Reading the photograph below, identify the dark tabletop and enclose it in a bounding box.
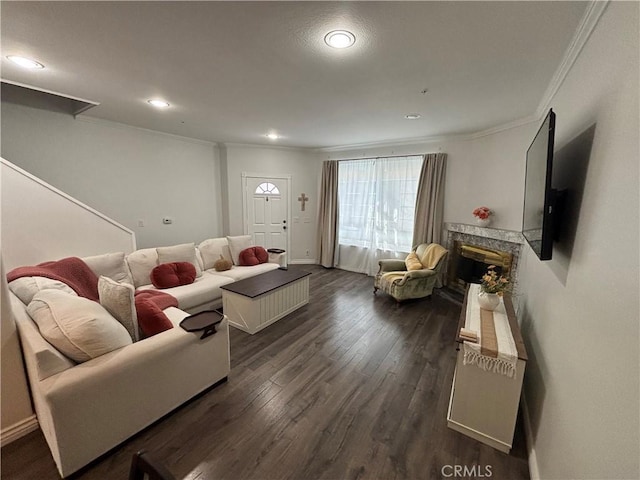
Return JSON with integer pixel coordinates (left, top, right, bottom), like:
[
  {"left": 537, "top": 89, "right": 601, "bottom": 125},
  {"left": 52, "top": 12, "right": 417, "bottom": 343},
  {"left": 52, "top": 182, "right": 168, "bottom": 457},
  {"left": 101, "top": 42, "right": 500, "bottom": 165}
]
[{"left": 220, "top": 268, "right": 311, "bottom": 298}]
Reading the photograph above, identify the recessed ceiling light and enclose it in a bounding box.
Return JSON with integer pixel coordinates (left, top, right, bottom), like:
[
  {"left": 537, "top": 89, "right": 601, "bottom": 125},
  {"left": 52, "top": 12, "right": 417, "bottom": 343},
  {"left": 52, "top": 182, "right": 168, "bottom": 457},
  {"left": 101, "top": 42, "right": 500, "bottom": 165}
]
[
  {"left": 148, "top": 99, "right": 170, "bottom": 108},
  {"left": 324, "top": 30, "right": 356, "bottom": 49},
  {"left": 7, "top": 55, "right": 44, "bottom": 69},
  {"left": 405, "top": 113, "right": 422, "bottom": 120},
  {"left": 266, "top": 133, "right": 279, "bottom": 140}
]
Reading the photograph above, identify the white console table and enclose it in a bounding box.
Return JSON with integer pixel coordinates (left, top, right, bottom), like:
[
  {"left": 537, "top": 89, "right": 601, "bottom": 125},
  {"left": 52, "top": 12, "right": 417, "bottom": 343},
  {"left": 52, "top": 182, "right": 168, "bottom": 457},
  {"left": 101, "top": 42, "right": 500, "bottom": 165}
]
[{"left": 447, "top": 286, "right": 527, "bottom": 453}]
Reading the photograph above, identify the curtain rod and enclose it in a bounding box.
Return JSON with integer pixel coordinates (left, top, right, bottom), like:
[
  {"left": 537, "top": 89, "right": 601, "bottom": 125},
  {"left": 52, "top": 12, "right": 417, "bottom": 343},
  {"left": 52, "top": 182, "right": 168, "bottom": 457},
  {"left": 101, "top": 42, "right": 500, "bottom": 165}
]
[{"left": 336, "top": 153, "right": 427, "bottom": 162}]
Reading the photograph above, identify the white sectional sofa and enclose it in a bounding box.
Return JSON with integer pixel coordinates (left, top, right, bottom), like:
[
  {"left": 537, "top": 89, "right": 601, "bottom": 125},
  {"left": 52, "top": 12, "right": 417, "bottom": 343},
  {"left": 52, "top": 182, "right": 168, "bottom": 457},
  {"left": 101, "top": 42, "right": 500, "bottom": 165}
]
[{"left": 8, "top": 236, "right": 284, "bottom": 478}]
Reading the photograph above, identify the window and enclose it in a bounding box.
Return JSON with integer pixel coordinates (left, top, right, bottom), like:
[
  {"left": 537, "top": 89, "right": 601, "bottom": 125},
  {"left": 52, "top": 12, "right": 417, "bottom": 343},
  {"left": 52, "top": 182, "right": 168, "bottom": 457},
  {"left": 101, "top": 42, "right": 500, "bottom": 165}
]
[
  {"left": 338, "top": 156, "right": 423, "bottom": 254},
  {"left": 255, "top": 182, "right": 280, "bottom": 195}
]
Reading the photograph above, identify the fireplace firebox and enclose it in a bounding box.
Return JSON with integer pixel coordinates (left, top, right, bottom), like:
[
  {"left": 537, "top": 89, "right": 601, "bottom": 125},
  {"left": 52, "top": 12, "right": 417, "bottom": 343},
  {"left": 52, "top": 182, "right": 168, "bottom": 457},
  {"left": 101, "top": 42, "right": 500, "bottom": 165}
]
[{"left": 445, "top": 223, "right": 524, "bottom": 296}]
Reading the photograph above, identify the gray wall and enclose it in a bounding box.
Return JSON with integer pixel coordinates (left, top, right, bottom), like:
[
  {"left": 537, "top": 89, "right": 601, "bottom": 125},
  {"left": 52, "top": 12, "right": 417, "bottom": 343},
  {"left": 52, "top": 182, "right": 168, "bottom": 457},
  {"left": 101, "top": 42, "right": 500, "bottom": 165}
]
[
  {"left": 221, "top": 144, "right": 322, "bottom": 263},
  {"left": 1, "top": 101, "right": 223, "bottom": 249},
  {"left": 517, "top": 3, "right": 639, "bottom": 478}
]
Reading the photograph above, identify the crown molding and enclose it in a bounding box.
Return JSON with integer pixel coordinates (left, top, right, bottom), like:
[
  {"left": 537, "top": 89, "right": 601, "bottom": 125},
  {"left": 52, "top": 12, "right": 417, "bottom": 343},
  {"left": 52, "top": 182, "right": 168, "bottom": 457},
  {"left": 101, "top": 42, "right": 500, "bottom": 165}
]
[
  {"left": 317, "top": 114, "right": 540, "bottom": 153},
  {"left": 468, "top": 115, "right": 540, "bottom": 140},
  {"left": 316, "top": 134, "right": 464, "bottom": 153},
  {"left": 221, "top": 142, "right": 315, "bottom": 153},
  {"left": 536, "top": 0, "right": 609, "bottom": 116}
]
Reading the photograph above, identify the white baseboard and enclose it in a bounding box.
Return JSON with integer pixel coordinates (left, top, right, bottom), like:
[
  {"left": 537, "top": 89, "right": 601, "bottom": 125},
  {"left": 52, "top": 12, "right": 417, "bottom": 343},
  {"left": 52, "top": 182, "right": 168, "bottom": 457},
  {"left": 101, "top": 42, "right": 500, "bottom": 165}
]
[
  {"left": 521, "top": 396, "right": 540, "bottom": 480},
  {"left": 0, "top": 415, "right": 39, "bottom": 447},
  {"left": 288, "top": 259, "right": 317, "bottom": 265}
]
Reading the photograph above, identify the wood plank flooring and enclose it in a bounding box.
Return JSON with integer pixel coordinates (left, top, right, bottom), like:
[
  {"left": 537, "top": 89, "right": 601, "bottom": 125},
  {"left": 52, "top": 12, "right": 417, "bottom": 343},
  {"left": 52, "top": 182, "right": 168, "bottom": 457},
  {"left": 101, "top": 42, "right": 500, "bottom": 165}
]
[{"left": 1, "top": 266, "right": 530, "bottom": 480}]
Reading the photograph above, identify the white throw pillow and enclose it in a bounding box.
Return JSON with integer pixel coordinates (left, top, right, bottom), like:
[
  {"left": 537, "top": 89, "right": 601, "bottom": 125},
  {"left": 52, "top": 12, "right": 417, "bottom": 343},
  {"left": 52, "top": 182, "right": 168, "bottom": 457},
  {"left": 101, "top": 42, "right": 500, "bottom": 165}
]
[
  {"left": 227, "top": 235, "right": 253, "bottom": 265},
  {"left": 27, "top": 290, "right": 132, "bottom": 363},
  {"left": 198, "top": 238, "right": 233, "bottom": 270},
  {"left": 126, "top": 248, "right": 159, "bottom": 287},
  {"left": 156, "top": 243, "right": 203, "bottom": 277},
  {"left": 98, "top": 276, "right": 138, "bottom": 342},
  {"left": 8, "top": 277, "right": 77, "bottom": 305},
  {"left": 83, "top": 252, "right": 133, "bottom": 285}
]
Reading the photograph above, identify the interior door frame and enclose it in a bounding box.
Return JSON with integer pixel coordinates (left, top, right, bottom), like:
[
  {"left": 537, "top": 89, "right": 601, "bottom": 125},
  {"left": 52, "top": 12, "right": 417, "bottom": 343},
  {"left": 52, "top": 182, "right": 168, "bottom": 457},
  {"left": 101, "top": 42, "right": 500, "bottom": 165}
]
[{"left": 241, "top": 172, "right": 291, "bottom": 253}]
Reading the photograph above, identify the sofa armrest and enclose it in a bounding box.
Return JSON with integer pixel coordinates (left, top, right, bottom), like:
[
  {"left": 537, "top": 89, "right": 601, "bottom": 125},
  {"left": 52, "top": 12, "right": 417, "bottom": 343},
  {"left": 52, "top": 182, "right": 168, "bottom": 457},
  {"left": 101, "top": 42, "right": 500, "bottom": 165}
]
[
  {"left": 268, "top": 251, "right": 286, "bottom": 268},
  {"left": 37, "top": 314, "right": 230, "bottom": 476},
  {"left": 10, "top": 293, "right": 75, "bottom": 381},
  {"left": 378, "top": 259, "right": 407, "bottom": 273}
]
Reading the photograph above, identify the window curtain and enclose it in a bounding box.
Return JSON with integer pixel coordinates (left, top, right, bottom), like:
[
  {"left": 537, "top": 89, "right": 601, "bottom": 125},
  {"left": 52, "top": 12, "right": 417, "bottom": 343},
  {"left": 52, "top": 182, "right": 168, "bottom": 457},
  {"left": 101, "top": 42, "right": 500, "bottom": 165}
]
[
  {"left": 337, "top": 155, "right": 423, "bottom": 275},
  {"left": 412, "top": 153, "right": 447, "bottom": 247},
  {"left": 316, "top": 160, "right": 339, "bottom": 268}
]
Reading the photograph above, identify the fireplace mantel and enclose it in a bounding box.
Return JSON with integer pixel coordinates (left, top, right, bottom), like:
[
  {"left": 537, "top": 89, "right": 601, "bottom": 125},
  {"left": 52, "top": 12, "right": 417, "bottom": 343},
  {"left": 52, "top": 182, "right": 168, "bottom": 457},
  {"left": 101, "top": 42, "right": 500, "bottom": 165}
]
[{"left": 445, "top": 223, "right": 524, "bottom": 245}]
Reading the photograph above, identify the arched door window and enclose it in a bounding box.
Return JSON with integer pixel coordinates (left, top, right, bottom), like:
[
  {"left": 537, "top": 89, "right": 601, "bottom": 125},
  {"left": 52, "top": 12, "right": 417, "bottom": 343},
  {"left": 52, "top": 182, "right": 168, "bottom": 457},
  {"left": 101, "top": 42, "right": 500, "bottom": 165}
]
[{"left": 255, "top": 182, "right": 280, "bottom": 195}]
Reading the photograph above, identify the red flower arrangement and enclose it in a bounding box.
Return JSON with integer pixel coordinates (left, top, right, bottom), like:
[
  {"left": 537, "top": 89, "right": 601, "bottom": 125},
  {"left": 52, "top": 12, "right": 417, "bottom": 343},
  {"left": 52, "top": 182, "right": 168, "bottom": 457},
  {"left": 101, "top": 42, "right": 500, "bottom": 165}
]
[{"left": 472, "top": 206, "right": 492, "bottom": 220}]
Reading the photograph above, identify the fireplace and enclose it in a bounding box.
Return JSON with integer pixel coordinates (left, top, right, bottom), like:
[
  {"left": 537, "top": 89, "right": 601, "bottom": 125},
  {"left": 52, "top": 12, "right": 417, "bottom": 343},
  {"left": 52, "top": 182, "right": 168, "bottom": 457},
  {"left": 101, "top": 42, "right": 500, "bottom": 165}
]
[
  {"left": 448, "top": 242, "right": 513, "bottom": 293},
  {"left": 445, "top": 223, "right": 524, "bottom": 295}
]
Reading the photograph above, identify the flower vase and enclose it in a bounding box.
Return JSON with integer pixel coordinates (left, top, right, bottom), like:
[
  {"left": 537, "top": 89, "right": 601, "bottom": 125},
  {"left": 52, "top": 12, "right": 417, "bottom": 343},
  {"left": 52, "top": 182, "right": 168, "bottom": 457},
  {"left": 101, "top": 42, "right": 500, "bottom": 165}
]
[
  {"left": 478, "top": 290, "right": 500, "bottom": 311},
  {"left": 476, "top": 217, "right": 491, "bottom": 227}
]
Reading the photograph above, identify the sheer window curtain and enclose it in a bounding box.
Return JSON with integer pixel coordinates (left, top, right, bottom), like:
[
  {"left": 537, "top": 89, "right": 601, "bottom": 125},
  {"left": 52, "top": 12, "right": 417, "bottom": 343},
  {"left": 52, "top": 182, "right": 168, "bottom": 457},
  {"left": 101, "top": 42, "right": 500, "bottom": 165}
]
[
  {"left": 316, "top": 160, "right": 339, "bottom": 268},
  {"left": 336, "top": 156, "right": 423, "bottom": 275}
]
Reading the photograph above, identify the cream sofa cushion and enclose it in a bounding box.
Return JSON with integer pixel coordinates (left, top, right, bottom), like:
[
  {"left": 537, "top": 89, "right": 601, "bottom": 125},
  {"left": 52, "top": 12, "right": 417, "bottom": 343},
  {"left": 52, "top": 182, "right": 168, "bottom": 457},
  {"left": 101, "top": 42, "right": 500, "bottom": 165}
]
[
  {"left": 157, "top": 243, "right": 203, "bottom": 277},
  {"left": 98, "top": 276, "right": 138, "bottom": 342},
  {"left": 126, "top": 248, "right": 158, "bottom": 287},
  {"left": 212, "top": 262, "right": 279, "bottom": 281},
  {"left": 137, "top": 271, "right": 233, "bottom": 311},
  {"left": 227, "top": 235, "right": 253, "bottom": 265},
  {"left": 27, "top": 290, "right": 132, "bottom": 363},
  {"left": 199, "top": 238, "right": 233, "bottom": 270},
  {"left": 83, "top": 252, "right": 133, "bottom": 285},
  {"left": 9, "top": 277, "right": 78, "bottom": 305}
]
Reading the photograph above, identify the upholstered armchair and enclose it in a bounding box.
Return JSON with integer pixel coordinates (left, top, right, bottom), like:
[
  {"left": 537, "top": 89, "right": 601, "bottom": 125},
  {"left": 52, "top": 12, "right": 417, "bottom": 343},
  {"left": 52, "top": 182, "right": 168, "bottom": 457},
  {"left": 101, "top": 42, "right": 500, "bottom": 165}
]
[{"left": 374, "top": 243, "right": 448, "bottom": 302}]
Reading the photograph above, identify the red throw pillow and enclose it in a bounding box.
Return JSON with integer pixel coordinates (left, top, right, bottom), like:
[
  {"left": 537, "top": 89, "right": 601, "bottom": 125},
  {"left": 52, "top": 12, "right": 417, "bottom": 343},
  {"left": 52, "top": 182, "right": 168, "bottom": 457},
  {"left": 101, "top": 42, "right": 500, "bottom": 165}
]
[
  {"left": 135, "top": 298, "right": 173, "bottom": 337},
  {"left": 150, "top": 262, "right": 196, "bottom": 289},
  {"left": 238, "top": 246, "right": 269, "bottom": 266}
]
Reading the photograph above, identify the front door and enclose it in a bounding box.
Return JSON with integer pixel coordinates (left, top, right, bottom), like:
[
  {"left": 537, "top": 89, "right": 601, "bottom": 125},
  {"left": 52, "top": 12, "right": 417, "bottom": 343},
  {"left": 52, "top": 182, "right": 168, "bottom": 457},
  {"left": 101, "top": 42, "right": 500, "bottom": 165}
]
[{"left": 242, "top": 174, "right": 290, "bottom": 252}]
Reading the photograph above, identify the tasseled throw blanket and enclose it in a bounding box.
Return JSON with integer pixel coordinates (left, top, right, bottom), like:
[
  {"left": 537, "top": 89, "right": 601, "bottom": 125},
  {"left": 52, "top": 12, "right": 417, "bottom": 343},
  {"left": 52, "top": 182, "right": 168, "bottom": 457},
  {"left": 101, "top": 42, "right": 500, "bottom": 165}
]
[
  {"left": 8, "top": 257, "right": 100, "bottom": 301},
  {"left": 462, "top": 284, "right": 518, "bottom": 378},
  {"left": 8, "top": 257, "right": 178, "bottom": 311},
  {"left": 134, "top": 290, "right": 178, "bottom": 310}
]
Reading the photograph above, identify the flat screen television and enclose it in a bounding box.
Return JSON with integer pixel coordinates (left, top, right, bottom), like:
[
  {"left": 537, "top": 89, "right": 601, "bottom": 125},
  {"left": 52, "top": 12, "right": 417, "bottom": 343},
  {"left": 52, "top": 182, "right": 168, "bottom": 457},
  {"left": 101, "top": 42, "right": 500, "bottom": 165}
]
[{"left": 522, "top": 108, "right": 557, "bottom": 261}]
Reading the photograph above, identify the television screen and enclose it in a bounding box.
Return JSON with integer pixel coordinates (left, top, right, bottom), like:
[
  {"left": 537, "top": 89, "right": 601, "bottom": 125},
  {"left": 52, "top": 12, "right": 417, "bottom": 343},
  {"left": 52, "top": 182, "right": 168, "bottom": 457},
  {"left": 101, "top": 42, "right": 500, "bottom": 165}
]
[{"left": 523, "top": 109, "right": 556, "bottom": 260}]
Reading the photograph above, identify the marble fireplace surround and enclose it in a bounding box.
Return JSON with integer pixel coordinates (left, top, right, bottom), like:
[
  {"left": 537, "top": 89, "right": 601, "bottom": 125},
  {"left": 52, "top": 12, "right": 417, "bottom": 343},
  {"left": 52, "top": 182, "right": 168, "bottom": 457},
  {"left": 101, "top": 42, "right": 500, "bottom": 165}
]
[{"left": 444, "top": 223, "right": 525, "bottom": 294}]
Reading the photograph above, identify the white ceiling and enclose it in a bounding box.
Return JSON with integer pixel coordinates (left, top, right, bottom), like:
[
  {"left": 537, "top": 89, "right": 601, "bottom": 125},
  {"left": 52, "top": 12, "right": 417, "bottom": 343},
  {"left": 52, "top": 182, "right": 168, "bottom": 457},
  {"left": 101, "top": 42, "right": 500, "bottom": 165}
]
[{"left": 1, "top": 1, "right": 589, "bottom": 149}]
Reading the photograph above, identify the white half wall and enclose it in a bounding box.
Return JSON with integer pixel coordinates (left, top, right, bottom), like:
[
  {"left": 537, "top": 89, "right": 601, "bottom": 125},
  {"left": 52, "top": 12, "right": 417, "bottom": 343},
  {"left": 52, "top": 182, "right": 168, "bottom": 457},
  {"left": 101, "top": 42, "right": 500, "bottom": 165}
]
[
  {"left": 221, "top": 145, "right": 322, "bottom": 263},
  {"left": 0, "top": 102, "right": 223, "bottom": 248},
  {"left": 516, "top": 3, "right": 639, "bottom": 479},
  {"left": 1, "top": 159, "right": 135, "bottom": 270}
]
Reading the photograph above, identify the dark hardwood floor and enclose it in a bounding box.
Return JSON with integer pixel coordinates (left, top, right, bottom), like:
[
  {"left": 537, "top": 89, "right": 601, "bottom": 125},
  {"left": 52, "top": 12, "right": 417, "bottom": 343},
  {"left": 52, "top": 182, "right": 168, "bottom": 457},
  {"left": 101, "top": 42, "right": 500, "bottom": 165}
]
[{"left": 1, "top": 266, "right": 530, "bottom": 480}]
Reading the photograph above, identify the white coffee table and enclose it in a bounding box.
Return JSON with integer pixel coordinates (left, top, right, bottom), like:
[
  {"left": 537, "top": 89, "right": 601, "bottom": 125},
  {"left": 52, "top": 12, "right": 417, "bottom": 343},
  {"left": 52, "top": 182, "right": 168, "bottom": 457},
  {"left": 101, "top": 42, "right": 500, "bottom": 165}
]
[{"left": 220, "top": 269, "right": 311, "bottom": 334}]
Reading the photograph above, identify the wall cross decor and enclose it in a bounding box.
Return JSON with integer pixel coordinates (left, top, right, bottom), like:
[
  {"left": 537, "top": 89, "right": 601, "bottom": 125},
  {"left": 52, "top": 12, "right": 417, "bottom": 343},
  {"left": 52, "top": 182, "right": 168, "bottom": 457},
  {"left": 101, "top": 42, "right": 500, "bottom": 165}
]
[{"left": 298, "top": 193, "right": 309, "bottom": 211}]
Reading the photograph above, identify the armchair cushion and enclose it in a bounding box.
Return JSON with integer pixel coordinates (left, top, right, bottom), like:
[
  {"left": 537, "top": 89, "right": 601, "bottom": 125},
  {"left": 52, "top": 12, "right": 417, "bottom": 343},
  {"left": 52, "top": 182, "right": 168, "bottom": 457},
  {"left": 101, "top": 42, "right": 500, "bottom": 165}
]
[{"left": 405, "top": 252, "right": 423, "bottom": 271}]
